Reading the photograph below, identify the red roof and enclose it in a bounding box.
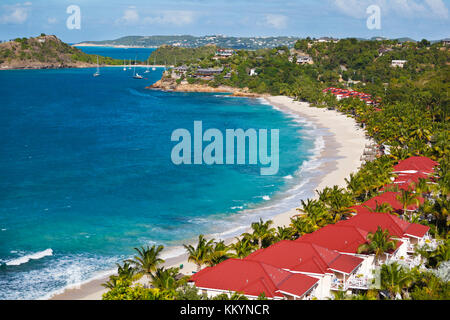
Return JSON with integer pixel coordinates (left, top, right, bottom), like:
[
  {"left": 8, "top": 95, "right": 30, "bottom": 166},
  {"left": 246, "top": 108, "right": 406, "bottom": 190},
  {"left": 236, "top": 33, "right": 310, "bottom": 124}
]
[
  {"left": 395, "top": 172, "right": 430, "bottom": 184},
  {"left": 297, "top": 224, "right": 368, "bottom": 254},
  {"left": 361, "top": 192, "right": 424, "bottom": 212},
  {"left": 340, "top": 212, "right": 410, "bottom": 238},
  {"left": 394, "top": 157, "right": 439, "bottom": 173},
  {"left": 189, "top": 259, "right": 318, "bottom": 299},
  {"left": 404, "top": 223, "right": 430, "bottom": 238},
  {"left": 349, "top": 205, "right": 373, "bottom": 214},
  {"left": 245, "top": 241, "right": 363, "bottom": 275}
]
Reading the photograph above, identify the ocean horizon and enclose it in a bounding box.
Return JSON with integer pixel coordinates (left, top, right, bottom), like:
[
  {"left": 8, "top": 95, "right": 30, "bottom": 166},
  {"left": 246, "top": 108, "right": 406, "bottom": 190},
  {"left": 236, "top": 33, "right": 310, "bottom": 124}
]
[{"left": 0, "top": 51, "right": 330, "bottom": 299}]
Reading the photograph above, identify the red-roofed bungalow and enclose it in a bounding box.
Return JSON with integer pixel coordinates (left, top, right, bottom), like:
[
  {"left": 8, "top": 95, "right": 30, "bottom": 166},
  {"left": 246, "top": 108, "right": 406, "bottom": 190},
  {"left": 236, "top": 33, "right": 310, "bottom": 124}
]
[
  {"left": 393, "top": 156, "right": 439, "bottom": 174},
  {"left": 245, "top": 241, "right": 363, "bottom": 297},
  {"left": 189, "top": 259, "right": 319, "bottom": 300},
  {"left": 360, "top": 191, "right": 424, "bottom": 214}
]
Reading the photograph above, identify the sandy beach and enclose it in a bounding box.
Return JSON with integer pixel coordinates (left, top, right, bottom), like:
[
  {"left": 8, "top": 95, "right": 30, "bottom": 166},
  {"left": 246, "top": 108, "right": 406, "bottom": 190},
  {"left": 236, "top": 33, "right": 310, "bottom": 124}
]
[{"left": 50, "top": 95, "right": 370, "bottom": 300}]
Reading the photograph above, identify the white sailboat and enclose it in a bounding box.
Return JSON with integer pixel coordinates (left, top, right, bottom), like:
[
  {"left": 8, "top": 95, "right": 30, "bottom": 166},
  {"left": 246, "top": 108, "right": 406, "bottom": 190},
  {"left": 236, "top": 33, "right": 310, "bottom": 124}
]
[
  {"left": 123, "top": 59, "right": 126, "bottom": 71},
  {"left": 132, "top": 56, "right": 143, "bottom": 79},
  {"left": 152, "top": 56, "right": 156, "bottom": 71},
  {"left": 93, "top": 56, "right": 100, "bottom": 77},
  {"left": 144, "top": 58, "right": 150, "bottom": 73}
]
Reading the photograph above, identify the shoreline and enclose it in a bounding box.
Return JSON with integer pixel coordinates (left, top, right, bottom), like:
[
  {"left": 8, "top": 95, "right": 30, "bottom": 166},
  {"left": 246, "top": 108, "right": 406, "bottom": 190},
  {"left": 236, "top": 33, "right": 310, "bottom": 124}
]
[
  {"left": 49, "top": 95, "right": 370, "bottom": 300},
  {"left": 0, "top": 65, "right": 164, "bottom": 71},
  {"left": 72, "top": 43, "right": 156, "bottom": 49}
]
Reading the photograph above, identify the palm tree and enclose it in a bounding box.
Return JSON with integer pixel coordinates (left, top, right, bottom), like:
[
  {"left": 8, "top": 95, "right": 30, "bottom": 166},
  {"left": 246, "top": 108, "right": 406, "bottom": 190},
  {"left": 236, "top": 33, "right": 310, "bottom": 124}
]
[
  {"left": 366, "top": 201, "right": 394, "bottom": 214},
  {"left": 397, "top": 189, "right": 420, "bottom": 217},
  {"left": 345, "top": 173, "right": 363, "bottom": 199},
  {"left": 414, "top": 177, "right": 431, "bottom": 198},
  {"left": 150, "top": 267, "right": 185, "bottom": 291},
  {"left": 298, "top": 199, "right": 329, "bottom": 227},
  {"left": 183, "top": 235, "right": 214, "bottom": 272},
  {"left": 127, "top": 245, "right": 165, "bottom": 277},
  {"left": 205, "top": 241, "right": 231, "bottom": 267},
  {"left": 230, "top": 237, "right": 257, "bottom": 259},
  {"left": 380, "top": 262, "right": 414, "bottom": 299},
  {"left": 357, "top": 227, "right": 398, "bottom": 265},
  {"left": 250, "top": 218, "right": 275, "bottom": 249},
  {"left": 290, "top": 215, "right": 319, "bottom": 236},
  {"left": 116, "top": 262, "right": 138, "bottom": 281},
  {"left": 274, "top": 226, "right": 295, "bottom": 241}
]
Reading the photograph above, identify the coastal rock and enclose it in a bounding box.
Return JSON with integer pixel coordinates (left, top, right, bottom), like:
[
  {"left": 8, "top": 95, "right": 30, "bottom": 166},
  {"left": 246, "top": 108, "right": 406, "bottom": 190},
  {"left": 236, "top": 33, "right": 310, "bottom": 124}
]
[{"left": 146, "top": 78, "right": 266, "bottom": 98}]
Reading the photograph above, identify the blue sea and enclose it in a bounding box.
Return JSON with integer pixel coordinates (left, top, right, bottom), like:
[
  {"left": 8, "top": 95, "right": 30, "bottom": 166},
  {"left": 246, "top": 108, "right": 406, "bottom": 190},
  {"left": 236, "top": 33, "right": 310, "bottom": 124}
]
[
  {"left": 74, "top": 46, "right": 156, "bottom": 63},
  {"left": 0, "top": 51, "right": 330, "bottom": 299}
]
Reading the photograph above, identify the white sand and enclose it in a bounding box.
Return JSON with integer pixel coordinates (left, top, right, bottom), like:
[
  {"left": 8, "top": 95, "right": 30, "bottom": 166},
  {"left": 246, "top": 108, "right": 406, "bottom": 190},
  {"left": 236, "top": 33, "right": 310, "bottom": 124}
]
[{"left": 50, "top": 96, "right": 370, "bottom": 300}]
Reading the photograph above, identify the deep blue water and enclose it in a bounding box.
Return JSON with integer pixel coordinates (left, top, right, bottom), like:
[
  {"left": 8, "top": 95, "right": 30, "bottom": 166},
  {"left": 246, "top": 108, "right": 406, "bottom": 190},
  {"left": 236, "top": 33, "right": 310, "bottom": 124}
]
[
  {"left": 75, "top": 46, "right": 156, "bottom": 63},
  {"left": 0, "top": 65, "right": 323, "bottom": 299}
]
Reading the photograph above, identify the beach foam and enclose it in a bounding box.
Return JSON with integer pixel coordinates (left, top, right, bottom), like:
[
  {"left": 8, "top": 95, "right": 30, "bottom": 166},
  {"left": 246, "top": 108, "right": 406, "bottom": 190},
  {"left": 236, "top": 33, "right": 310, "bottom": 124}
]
[{"left": 5, "top": 249, "right": 53, "bottom": 266}]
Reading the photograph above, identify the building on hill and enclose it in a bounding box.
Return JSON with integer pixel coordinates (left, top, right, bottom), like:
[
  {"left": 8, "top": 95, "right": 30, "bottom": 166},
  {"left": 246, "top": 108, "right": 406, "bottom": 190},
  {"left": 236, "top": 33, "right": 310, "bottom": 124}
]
[
  {"left": 194, "top": 67, "right": 224, "bottom": 79},
  {"left": 378, "top": 47, "right": 393, "bottom": 56},
  {"left": 173, "top": 65, "right": 188, "bottom": 74},
  {"left": 296, "top": 55, "right": 314, "bottom": 65},
  {"left": 214, "top": 49, "right": 235, "bottom": 59},
  {"left": 315, "top": 37, "right": 338, "bottom": 43},
  {"left": 391, "top": 60, "right": 407, "bottom": 68}
]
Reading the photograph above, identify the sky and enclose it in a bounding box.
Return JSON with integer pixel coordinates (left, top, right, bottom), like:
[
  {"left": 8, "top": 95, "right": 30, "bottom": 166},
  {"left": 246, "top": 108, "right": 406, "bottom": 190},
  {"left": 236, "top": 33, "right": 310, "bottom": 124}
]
[{"left": 0, "top": 0, "right": 449, "bottom": 42}]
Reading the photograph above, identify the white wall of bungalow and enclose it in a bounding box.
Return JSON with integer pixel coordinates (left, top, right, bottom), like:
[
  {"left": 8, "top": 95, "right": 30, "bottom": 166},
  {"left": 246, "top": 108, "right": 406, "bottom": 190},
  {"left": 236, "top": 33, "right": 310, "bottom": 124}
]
[{"left": 188, "top": 282, "right": 318, "bottom": 301}]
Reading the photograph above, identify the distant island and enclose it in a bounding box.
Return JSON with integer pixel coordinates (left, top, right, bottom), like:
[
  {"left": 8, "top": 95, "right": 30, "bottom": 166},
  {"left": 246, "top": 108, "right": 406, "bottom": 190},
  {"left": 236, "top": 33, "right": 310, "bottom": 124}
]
[
  {"left": 0, "top": 34, "right": 123, "bottom": 70},
  {"left": 74, "top": 35, "right": 301, "bottom": 50},
  {"left": 73, "top": 35, "right": 449, "bottom": 50}
]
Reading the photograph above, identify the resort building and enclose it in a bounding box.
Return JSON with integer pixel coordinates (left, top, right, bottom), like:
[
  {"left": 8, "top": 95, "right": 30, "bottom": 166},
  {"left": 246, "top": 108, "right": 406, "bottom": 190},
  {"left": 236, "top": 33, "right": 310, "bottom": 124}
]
[
  {"left": 378, "top": 47, "right": 393, "bottom": 56},
  {"left": 244, "top": 241, "right": 364, "bottom": 299},
  {"left": 354, "top": 191, "right": 425, "bottom": 215},
  {"left": 249, "top": 68, "right": 258, "bottom": 76},
  {"left": 187, "top": 155, "right": 440, "bottom": 300},
  {"left": 214, "top": 49, "right": 235, "bottom": 58},
  {"left": 391, "top": 60, "right": 408, "bottom": 68},
  {"left": 173, "top": 65, "right": 188, "bottom": 74},
  {"left": 296, "top": 55, "right": 314, "bottom": 65},
  {"left": 189, "top": 259, "right": 319, "bottom": 300},
  {"left": 296, "top": 225, "right": 375, "bottom": 291},
  {"left": 393, "top": 156, "right": 439, "bottom": 175},
  {"left": 194, "top": 67, "right": 224, "bottom": 79},
  {"left": 322, "top": 87, "right": 377, "bottom": 105},
  {"left": 339, "top": 212, "right": 434, "bottom": 267}
]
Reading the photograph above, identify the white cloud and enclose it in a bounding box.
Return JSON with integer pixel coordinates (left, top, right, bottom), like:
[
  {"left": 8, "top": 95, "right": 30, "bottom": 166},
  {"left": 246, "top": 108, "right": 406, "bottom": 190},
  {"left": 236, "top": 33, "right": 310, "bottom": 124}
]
[
  {"left": 264, "top": 14, "right": 288, "bottom": 29},
  {"left": 334, "top": 0, "right": 371, "bottom": 19},
  {"left": 333, "top": 0, "right": 448, "bottom": 19},
  {"left": 425, "top": 0, "right": 449, "bottom": 19},
  {"left": 47, "top": 17, "right": 57, "bottom": 24},
  {"left": 0, "top": 2, "right": 32, "bottom": 24},
  {"left": 142, "top": 10, "right": 195, "bottom": 26},
  {"left": 116, "top": 7, "right": 140, "bottom": 25},
  {"left": 116, "top": 8, "right": 195, "bottom": 26}
]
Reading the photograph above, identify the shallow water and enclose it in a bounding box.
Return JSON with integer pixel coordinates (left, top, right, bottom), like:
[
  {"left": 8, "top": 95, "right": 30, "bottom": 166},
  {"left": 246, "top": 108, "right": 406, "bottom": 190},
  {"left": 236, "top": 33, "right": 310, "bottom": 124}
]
[{"left": 0, "top": 65, "right": 325, "bottom": 299}]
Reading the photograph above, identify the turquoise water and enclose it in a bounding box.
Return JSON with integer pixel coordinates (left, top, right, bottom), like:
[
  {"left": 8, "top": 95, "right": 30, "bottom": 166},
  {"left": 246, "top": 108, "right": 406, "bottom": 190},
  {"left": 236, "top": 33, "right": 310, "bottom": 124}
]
[
  {"left": 0, "top": 66, "right": 324, "bottom": 300},
  {"left": 75, "top": 46, "right": 156, "bottom": 63}
]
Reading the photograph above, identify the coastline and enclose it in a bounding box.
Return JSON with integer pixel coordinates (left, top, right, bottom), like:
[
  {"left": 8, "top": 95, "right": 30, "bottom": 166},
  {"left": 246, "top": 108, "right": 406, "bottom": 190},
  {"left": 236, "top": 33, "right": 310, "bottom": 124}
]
[
  {"left": 49, "top": 95, "right": 370, "bottom": 300},
  {"left": 72, "top": 43, "right": 155, "bottom": 49}
]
